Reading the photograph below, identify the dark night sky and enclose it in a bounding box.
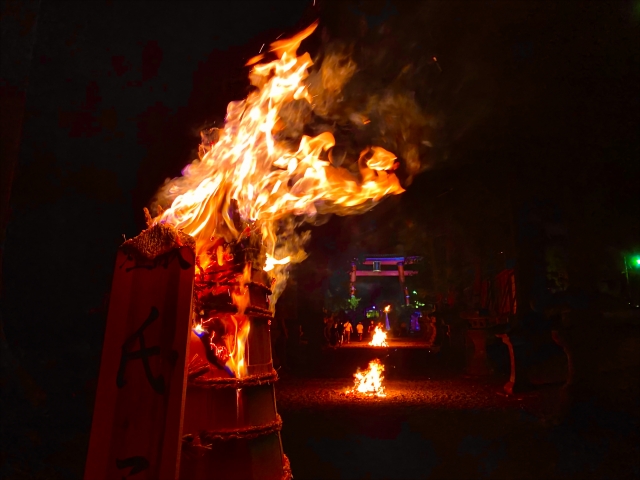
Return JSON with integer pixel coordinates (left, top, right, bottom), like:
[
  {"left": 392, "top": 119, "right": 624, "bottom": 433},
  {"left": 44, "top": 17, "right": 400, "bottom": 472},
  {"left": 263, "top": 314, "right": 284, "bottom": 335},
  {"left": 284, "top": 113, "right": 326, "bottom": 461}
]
[{"left": 1, "top": 0, "right": 639, "bottom": 477}]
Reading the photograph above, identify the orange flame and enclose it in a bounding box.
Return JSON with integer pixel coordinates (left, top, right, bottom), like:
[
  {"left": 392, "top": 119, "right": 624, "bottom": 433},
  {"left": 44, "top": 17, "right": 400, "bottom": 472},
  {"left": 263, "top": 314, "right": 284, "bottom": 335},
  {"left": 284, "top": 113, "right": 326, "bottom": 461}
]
[
  {"left": 157, "top": 22, "right": 404, "bottom": 290},
  {"left": 156, "top": 23, "right": 407, "bottom": 377},
  {"left": 223, "top": 262, "right": 252, "bottom": 376},
  {"left": 221, "top": 314, "right": 249, "bottom": 377},
  {"left": 369, "top": 325, "right": 388, "bottom": 347},
  {"left": 345, "top": 359, "right": 386, "bottom": 397}
]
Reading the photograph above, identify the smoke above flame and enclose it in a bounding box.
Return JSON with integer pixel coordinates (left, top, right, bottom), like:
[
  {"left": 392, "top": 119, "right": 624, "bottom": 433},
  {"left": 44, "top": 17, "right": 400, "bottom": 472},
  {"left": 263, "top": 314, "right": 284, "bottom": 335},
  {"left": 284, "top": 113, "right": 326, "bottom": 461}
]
[{"left": 153, "top": 21, "right": 424, "bottom": 308}]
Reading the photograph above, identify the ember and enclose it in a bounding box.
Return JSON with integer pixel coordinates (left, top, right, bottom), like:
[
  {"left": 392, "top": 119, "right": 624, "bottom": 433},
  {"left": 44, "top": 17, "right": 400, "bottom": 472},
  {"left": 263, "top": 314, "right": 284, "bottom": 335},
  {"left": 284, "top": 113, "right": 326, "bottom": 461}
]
[
  {"left": 369, "top": 325, "right": 388, "bottom": 347},
  {"left": 345, "top": 359, "right": 386, "bottom": 397}
]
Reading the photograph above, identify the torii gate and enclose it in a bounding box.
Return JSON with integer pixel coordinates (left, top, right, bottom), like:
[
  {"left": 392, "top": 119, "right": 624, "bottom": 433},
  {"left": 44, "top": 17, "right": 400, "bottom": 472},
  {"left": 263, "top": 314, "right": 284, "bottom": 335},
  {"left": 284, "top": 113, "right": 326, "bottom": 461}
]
[{"left": 349, "top": 255, "right": 422, "bottom": 306}]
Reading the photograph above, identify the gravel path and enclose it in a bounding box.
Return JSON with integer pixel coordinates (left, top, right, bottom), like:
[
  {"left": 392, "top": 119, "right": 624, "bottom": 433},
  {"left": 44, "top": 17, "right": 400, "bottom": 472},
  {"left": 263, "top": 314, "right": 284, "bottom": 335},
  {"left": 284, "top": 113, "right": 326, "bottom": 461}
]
[
  {"left": 276, "top": 377, "right": 551, "bottom": 413},
  {"left": 339, "top": 338, "right": 437, "bottom": 349},
  {"left": 276, "top": 377, "right": 639, "bottom": 480}
]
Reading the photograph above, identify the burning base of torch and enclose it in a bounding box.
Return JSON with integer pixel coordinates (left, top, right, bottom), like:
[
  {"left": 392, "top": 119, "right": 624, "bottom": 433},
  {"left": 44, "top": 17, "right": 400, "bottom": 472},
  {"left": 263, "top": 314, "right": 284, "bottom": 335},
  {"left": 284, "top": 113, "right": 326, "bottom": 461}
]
[{"left": 344, "top": 359, "right": 386, "bottom": 398}]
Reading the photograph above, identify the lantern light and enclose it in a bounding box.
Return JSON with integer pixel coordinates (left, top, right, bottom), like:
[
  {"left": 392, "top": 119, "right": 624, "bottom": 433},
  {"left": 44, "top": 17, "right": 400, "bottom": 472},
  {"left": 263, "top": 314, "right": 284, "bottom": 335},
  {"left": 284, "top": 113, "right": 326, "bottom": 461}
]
[{"left": 627, "top": 255, "right": 640, "bottom": 269}]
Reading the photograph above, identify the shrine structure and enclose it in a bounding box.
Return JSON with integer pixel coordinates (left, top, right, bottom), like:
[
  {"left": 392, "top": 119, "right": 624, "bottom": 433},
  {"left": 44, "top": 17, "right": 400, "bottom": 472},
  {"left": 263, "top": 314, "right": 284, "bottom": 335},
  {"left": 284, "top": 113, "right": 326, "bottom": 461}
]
[{"left": 350, "top": 255, "right": 422, "bottom": 306}]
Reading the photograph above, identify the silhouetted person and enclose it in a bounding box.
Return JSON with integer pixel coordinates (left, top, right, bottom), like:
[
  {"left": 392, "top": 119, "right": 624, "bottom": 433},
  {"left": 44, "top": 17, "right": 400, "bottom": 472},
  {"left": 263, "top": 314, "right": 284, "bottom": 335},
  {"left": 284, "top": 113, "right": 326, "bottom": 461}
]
[
  {"left": 356, "top": 322, "right": 364, "bottom": 341},
  {"left": 400, "top": 321, "right": 407, "bottom": 337},
  {"left": 330, "top": 321, "right": 339, "bottom": 348},
  {"left": 343, "top": 319, "right": 352, "bottom": 344},
  {"left": 323, "top": 313, "right": 333, "bottom": 343}
]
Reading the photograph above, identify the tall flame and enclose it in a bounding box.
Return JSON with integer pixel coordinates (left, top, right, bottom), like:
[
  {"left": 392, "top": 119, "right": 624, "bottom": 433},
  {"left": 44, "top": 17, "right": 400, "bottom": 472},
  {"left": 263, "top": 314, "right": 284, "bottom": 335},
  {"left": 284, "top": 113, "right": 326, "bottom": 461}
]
[
  {"left": 157, "top": 22, "right": 404, "bottom": 295},
  {"left": 157, "top": 23, "right": 407, "bottom": 376}
]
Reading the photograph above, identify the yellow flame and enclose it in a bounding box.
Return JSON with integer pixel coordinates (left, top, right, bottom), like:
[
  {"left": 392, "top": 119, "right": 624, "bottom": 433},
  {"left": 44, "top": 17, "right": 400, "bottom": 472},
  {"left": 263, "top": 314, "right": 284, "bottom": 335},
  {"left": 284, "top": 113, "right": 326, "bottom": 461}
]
[
  {"left": 346, "top": 359, "right": 386, "bottom": 397},
  {"left": 158, "top": 22, "right": 404, "bottom": 286},
  {"left": 224, "top": 263, "right": 252, "bottom": 376},
  {"left": 221, "top": 314, "right": 250, "bottom": 377},
  {"left": 369, "top": 325, "right": 388, "bottom": 347},
  {"left": 264, "top": 253, "right": 291, "bottom": 272},
  {"left": 157, "top": 24, "right": 408, "bottom": 378}
]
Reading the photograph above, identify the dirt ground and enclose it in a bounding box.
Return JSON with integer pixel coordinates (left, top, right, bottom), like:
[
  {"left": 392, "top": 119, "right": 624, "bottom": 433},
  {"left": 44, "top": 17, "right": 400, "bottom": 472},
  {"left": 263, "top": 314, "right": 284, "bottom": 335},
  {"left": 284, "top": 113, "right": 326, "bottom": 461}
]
[
  {"left": 338, "top": 337, "right": 437, "bottom": 349},
  {"left": 1, "top": 333, "right": 637, "bottom": 479},
  {"left": 276, "top": 370, "right": 640, "bottom": 479}
]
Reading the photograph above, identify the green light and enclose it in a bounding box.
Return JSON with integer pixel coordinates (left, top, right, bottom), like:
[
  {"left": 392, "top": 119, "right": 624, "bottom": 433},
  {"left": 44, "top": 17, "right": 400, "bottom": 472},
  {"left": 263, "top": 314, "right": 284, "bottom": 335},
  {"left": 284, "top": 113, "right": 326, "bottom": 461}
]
[
  {"left": 636, "top": 258, "right": 640, "bottom": 266},
  {"left": 413, "top": 290, "right": 417, "bottom": 294}
]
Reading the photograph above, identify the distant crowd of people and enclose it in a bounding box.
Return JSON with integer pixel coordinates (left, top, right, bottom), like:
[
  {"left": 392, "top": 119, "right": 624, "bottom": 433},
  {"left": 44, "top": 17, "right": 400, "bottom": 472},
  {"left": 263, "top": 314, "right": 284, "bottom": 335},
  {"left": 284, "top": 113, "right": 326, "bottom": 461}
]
[
  {"left": 320, "top": 306, "right": 451, "bottom": 348},
  {"left": 323, "top": 311, "right": 382, "bottom": 348},
  {"left": 270, "top": 306, "right": 453, "bottom": 374}
]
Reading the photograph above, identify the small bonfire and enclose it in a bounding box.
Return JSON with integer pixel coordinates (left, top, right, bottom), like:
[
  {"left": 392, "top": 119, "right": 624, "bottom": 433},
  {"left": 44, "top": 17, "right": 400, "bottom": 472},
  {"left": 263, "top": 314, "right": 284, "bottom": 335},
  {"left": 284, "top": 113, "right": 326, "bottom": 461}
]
[
  {"left": 369, "top": 325, "right": 388, "bottom": 347},
  {"left": 345, "top": 359, "right": 386, "bottom": 398}
]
